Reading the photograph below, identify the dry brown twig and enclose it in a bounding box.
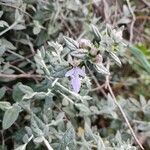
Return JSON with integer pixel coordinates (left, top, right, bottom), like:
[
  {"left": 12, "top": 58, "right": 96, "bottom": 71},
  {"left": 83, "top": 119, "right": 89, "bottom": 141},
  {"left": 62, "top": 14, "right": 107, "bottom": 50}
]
[
  {"left": 126, "top": 0, "right": 136, "bottom": 43},
  {"left": 0, "top": 2, "right": 32, "bottom": 19},
  {"left": 104, "top": 60, "right": 144, "bottom": 150}
]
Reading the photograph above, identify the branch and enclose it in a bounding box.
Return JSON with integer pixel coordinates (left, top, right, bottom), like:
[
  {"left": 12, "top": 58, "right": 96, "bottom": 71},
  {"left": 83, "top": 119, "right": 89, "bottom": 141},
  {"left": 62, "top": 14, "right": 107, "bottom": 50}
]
[
  {"left": 42, "top": 136, "right": 53, "bottom": 150},
  {"left": 0, "top": 21, "right": 18, "bottom": 36},
  {"left": 141, "top": 0, "right": 150, "bottom": 7},
  {"left": 107, "top": 83, "right": 144, "bottom": 150},
  {"left": 0, "top": 73, "right": 42, "bottom": 79},
  {"left": 0, "top": 2, "right": 33, "bottom": 19},
  {"left": 126, "top": 0, "right": 136, "bottom": 43}
]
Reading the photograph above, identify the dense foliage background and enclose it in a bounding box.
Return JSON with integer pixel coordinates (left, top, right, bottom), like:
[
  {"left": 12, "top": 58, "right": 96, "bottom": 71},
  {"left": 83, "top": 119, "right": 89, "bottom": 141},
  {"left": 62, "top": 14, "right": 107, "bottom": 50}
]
[{"left": 0, "top": 0, "right": 150, "bottom": 150}]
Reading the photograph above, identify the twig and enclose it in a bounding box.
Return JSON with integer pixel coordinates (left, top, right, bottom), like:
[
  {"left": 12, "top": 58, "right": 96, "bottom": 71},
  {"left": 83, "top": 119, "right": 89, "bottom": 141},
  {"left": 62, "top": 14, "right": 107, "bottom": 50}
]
[
  {"left": 0, "top": 21, "right": 18, "bottom": 36},
  {"left": 10, "top": 54, "right": 33, "bottom": 65},
  {"left": 60, "top": 14, "right": 76, "bottom": 39},
  {"left": 0, "top": 131, "right": 5, "bottom": 149},
  {"left": 126, "top": 0, "right": 136, "bottom": 43},
  {"left": 6, "top": 49, "right": 35, "bottom": 65},
  {"left": 85, "top": 64, "right": 107, "bottom": 97},
  {"left": 136, "top": 15, "right": 150, "bottom": 20},
  {"left": 104, "top": 58, "right": 144, "bottom": 149},
  {"left": 0, "top": 2, "right": 33, "bottom": 19},
  {"left": 141, "top": 0, "right": 150, "bottom": 7},
  {"left": 1, "top": 62, "right": 25, "bottom": 74},
  {"left": 26, "top": 35, "right": 36, "bottom": 55},
  {"left": 89, "top": 84, "right": 105, "bottom": 92},
  {"left": 0, "top": 73, "right": 42, "bottom": 79},
  {"left": 107, "top": 83, "right": 144, "bottom": 150},
  {"left": 105, "top": 58, "right": 110, "bottom": 89}
]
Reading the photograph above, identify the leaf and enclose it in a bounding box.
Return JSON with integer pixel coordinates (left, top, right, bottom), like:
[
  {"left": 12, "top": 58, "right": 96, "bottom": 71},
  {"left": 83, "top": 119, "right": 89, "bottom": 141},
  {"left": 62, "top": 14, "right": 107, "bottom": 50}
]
[
  {"left": 94, "top": 64, "right": 110, "bottom": 75},
  {"left": 129, "top": 45, "right": 150, "bottom": 74},
  {"left": 34, "top": 92, "right": 46, "bottom": 100},
  {"left": 13, "top": 24, "right": 26, "bottom": 30},
  {"left": 0, "top": 20, "right": 9, "bottom": 27},
  {"left": 33, "top": 26, "right": 41, "bottom": 35},
  {"left": 0, "top": 101, "right": 11, "bottom": 111},
  {"left": 0, "top": 38, "right": 16, "bottom": 50},
  {"left": 140, "top": 95, "right": 147, "bottom": 108},
  {"left": 117, "top": 17, "right": 131, "bottom": 24},
  {"left": 13, "top": 83, "right": 24, "bottom": 102},
  {"left": 0, "top": 87, "right": 6, "bottom": 99},
  {"left": 0, "top": 45, "right": 6, "bottom": 56},
  {"left": 91, "top": 25, "right": 101, "bottom": 41},
  {"left": 64, "top": 36, "right": 79, "bottom": 51},
  {"left": 0, "top": 11, "right": 3, "bottom": 18},
  {"left": 30, "top": 116, "right": 43, "bottom": 136},
  {"left": 75, "top": 103, "right": 91, "bottom": 114},
  {"left": 3, "top": 105, "right": 21, "bottom": 129},
  {"left": 70, "top": 49, "right": 87, "bottom": 58},
  {"left": 34, "top": 137, "right": 43, "bottom": 143},
  {"left": 66, "top": 0, "right": 80, "bottom": 11},
  {"left": 58, "top": 126, "right": 76, "bottom": 150},
  {"left": 19, "top": 84, "right": 34, "bottom": 95},
  {"left": 109, "top": 51, "right": 122, "bottom": 67},
  {"left": 15, "top": 9, "right": 23, "bottom": 21},
  {"left": 15, "top": 144, "right": 27, "bottom": 150}
]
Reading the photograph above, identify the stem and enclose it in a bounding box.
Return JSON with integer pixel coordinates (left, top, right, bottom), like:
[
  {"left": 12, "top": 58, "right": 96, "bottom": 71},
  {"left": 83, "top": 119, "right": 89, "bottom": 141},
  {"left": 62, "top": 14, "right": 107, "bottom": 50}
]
[
  {"left": 140, "top": 0, "right": 150, "bottom": 7},
  {"left": 0, "top": 21, "right": 18, "bottom": 36},
  {"left": 107, "top": 83, "right": 144, "bottom": 150},
  {"left": 0, "top": 73, "right": 42, "bottom": 79},
  {"left": 0, "top": 2, "right": 33, "bottom": 18},
  {"left": 85, "top": 63, "right": 107, "bottom": 97},
  {"left": 2, "top": 62, "right": 25, "bottom": 73},
  {"left": 126, "top": 0, "right": 136, "bottom": 43},
  {"left": 42, "top": 136, "right": 53, "bottom": 150},
  {"left": 7, "top": 49, "right": 35, "bottom": 65}
]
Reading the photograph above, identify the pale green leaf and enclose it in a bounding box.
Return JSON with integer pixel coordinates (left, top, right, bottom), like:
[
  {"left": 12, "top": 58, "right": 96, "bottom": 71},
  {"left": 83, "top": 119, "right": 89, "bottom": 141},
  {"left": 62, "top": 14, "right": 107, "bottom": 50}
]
[
  {"left": 3, "top": 105, "right": 21, "bottom": 129},
  {"left": 0, "top": 101, "right": 11, "bottom": 111},
  {"left": 0, "top": 87, "right": 6, "bottom": 99}
]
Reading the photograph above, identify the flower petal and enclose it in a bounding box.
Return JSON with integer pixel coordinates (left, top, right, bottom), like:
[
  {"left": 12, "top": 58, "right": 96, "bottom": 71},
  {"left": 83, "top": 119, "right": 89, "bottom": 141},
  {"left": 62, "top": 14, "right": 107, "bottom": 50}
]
[
  {"left": 76, "top": 67, "right": 86, "bottom": 77},
  {"left": 71, "top": 76, "right": 81, "bottom": 93},
  {"left": 65, "top": 68, "right": 74, "bottom": 77}
]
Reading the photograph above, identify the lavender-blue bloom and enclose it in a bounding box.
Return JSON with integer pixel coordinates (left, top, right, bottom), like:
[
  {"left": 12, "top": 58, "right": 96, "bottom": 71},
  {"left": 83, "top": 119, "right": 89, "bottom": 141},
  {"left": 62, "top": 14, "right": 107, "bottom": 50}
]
[{"left": 65, "top": 67, "right": 86, "bottom": 93}]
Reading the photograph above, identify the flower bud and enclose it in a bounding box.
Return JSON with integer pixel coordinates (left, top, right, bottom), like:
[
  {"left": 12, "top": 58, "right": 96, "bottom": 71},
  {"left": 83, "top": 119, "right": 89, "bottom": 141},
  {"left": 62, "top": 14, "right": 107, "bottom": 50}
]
[
  {"left": 95, "top": 54, "right": 103, "bottom": 63},
  {"left": 90, "top": 48, "right": 98, "bottom": 56},
  {"left": 79, "top": 38, "right": 91, "bottom": 48}
]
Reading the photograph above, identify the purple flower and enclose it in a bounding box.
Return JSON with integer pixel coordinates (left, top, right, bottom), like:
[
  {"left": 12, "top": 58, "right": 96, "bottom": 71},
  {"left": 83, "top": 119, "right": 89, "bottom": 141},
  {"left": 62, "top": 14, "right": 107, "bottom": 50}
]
[{"left": 65, "top": 67, "right": 86, "bottom": 93}]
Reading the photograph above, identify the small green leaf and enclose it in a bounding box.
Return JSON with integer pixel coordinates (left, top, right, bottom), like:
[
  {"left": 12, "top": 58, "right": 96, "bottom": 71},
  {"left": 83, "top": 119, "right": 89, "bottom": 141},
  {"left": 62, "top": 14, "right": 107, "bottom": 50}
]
[
  {"left": 0, "top": 11, "right": 3, "bottom": 18},
  {"left": 109, "top": 51, "right": 122, "bottom": 67},
  {"left": 19, "top": 84, "right": 34, "bottom": 95},
  {"left": 0, "top": 101, "right": 11, "bottom": 111},
  {"left": 75, "top": 103, "right": 91, "bottom": 114},
  {"left": 0, "top": 38, "right": 16, "bottom": 50},
  {"left": 0, "top": 20, "right": 9, "bottom": 27},
  {"left": 58, "top": 126, "right": 76, "bottom": 150},
  {"left": 91, "top": 25, "right": 101, "bottom": 41},
  {"left": 94, "top": 64, "right": 110, "bottom": 75},
  {"left": 13, "top": 83, "right": 24, "bottom": 102},
  {"left": 13, "top": 24, "right": 26, "bottom": 30},
  {"left": 3, "top": 105, "right": 21, "bottom": 129},
  {"left": 64, "top": 36, "right": 79, "bottom": 51},
  {"left": 33, "top": 26, "right": 41, "bottom": 35},
  {"left": 0, "top": 87, "right": 6, "bottom": 99}
]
